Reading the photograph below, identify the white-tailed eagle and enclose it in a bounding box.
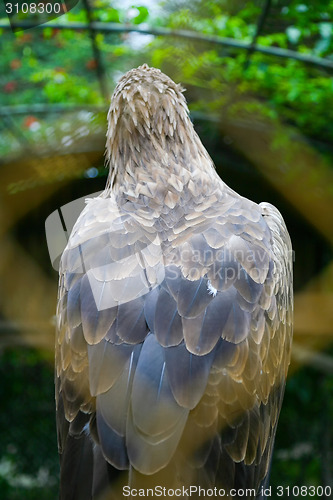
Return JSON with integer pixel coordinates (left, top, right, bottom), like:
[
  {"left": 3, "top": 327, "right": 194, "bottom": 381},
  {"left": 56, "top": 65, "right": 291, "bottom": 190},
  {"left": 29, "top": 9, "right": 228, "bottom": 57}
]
[{"left": 56, "top": 65, "right": 293, "bottom": 499}]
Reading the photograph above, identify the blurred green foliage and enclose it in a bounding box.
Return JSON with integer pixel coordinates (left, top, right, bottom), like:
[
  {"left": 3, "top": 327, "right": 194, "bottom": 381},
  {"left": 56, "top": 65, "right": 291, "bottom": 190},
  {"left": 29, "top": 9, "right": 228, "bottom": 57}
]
[
  {"left": 0, "top": 25, "right": 106, "bottom": 106},
  {"left": 0, "top": 349, "right": 58, "bottom": 500},
  {"left": 150, "top": 0, "right": 333, "bottom": 143},
  {"left": 0, "top": 0, "right": 332, "bottom": 144},
  {"left": 272, "top": 351, "right": 333, "bottom": 490}
]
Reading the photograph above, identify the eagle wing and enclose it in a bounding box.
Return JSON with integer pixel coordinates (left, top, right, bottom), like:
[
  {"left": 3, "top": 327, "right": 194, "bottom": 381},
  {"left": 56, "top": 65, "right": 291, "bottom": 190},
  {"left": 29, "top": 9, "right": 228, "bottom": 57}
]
[{"left": 56, "top": 192, "right": 293, "bottom": 499}]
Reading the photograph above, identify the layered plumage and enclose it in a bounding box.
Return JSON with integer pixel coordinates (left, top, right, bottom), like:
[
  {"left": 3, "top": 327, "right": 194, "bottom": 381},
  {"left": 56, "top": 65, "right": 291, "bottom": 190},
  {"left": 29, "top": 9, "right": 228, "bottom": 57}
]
[{"left": 56, "top": 64, "right": 293, "bottom": 499}]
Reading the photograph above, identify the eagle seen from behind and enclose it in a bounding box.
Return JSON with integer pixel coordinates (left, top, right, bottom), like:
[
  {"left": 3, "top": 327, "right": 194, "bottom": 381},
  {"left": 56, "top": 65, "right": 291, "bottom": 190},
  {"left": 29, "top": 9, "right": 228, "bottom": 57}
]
[{"left": 55, "top": 64, "right": 293, "bottom": 500}]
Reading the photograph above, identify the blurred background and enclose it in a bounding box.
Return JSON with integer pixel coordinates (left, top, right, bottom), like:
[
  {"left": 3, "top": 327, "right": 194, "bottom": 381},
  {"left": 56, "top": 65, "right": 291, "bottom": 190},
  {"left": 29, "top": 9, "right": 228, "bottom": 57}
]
[{"left": 0, "top": 0, "right": 333, "bottom": 498}]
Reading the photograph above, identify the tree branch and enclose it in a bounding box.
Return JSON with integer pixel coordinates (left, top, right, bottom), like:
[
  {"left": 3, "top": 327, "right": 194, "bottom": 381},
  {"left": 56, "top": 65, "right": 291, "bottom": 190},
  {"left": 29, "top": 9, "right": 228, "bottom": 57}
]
[{"left": 0, "top": 20, "right": 332, "bottom": 70}]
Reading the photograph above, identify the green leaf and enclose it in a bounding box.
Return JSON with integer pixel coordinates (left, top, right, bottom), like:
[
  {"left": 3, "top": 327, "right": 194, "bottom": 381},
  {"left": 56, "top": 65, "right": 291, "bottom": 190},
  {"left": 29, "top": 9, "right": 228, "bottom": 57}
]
[
  {"left": 43, "top": 27, "right": 53, "bottom": 39},
  {"left": 131, "top": 6, "right": 149, "bottom": 25}
]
